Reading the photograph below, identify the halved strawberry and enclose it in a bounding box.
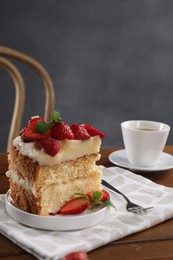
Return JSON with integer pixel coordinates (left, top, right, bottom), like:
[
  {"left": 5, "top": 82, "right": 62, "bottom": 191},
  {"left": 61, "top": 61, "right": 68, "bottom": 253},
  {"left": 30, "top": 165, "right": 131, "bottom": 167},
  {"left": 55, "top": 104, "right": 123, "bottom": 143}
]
[
  {"left": 28, "top": 116, "right": 43, "bottom": 124},
  {"left": 63, "top": 251, "right": 88, "bottom": 260},
  {"left": 51, "top": 122, "right": 74, "bottom": 140},
  {"left": 60, "top": 197, "right": 90, "bottom": 215},
  {"left": 23, "top": 117, "right": 51, "bottom": 142},
  {"left": 99, "top": 189, "right": 110, "bottom": 202},
  {"left": 87, "top": 190, "right": 110, "bottom": 202},
  {"left": 82, "top": 124, "right": 105, "bottom": 139},
  {"left": 71, "top": 124, "right": 90, "bottom": 140},
  {"left": 20, "top": 127, "right": 32, "bottom": 142},
  {"left": 40, "top": 138, "right": 61, "bottom": 156}
]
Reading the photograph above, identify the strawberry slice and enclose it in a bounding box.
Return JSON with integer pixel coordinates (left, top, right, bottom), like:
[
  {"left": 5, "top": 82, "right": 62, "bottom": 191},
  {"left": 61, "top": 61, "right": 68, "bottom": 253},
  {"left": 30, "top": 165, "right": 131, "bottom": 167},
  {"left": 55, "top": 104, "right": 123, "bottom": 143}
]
[
  {"left": 40, "top": 138, "right": 61, "bottom": 156},
  {"left": 51, "top": 122, "right": 74, "bottom": 140},
  {"left": 87, "top": 190, "right": 110, "bottom": 202},
  {"left": 82, "top": 124, "right": 105, "bottom": 139},
  {"left": 28, "top": 116, "right": 43, "bottom": 124},
  {"left": 63, "top": 251, "right": 88, "bottom": 260},
  {"left": 20, "top": 127, "right": 32, "bottom": 142},
  {"left": 71, "top": 124, "right": 90, "bottom": 140},
  {"left": 60, "top": 197, "right": 90, "bottom": 215},
  {"left": 23, "top": 117, "right": 51, "bottom": 142},
  {"left": 99, "top": 189, "right": 110, "bottom": 202}
]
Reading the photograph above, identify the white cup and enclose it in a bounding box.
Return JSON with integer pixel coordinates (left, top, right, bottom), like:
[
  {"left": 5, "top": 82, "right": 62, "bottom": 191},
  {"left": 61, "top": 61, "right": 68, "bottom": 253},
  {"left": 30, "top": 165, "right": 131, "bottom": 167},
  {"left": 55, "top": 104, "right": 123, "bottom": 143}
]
[{"left": 121, "top": 120, "right": 170, "bottom": 167}]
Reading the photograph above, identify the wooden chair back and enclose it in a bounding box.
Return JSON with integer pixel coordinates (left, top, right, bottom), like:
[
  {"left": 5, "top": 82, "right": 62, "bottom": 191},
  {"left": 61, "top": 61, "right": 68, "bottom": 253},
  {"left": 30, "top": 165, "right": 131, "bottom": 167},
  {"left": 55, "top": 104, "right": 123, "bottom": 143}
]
[{"left": 0, "top": 46, "right": 55, "bottom": 151}]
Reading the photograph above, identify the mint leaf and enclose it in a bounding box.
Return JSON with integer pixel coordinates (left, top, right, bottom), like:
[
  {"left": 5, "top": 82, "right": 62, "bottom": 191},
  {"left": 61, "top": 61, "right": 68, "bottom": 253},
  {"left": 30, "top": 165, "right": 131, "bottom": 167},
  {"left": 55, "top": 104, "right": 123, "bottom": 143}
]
[
  {"left": 92, "top": 191, "right": 102, "bottom": 201},
  {"left": 74, "top": 193, "right": 89, "bottom": 200},
  {"left": 51, "top": 111, "right": 62, "bottom": 123},
  {"left": 92, "top": 201, "right": 103, "bottom": 207},
  {"left": 74, "top": 193, "right": 85, "bottom": 197},
  {"left": 104, "top": 200, "right": 116, "bottom": 209},
  {"left": 35, "top": 121, "right": 52, "bottom": 134}
]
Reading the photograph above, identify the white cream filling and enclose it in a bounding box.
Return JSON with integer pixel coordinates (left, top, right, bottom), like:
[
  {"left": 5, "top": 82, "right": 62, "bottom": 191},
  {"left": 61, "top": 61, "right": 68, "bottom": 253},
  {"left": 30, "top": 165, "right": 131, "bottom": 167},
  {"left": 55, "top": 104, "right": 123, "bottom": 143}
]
[
  {"left": 13, "top": 136, "right": 101, "bottom": 166},
  {"left": 6, "top": 170, "right": 37, "bottom": 196}
]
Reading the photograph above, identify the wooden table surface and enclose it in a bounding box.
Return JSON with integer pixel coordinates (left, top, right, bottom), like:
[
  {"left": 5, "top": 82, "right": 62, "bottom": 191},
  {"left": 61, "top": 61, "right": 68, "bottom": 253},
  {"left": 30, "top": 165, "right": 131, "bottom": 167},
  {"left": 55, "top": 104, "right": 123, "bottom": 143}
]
[{"left": 1, "top": 147, "right": 173, "bottom": 259}]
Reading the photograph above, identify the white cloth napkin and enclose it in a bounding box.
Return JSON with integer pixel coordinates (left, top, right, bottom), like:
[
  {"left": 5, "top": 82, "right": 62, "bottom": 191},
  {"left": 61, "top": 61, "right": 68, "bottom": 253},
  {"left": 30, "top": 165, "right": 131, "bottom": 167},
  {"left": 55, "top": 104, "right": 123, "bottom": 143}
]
[{"left": 1, "top": 166, "right": 173, "bottom": 260}]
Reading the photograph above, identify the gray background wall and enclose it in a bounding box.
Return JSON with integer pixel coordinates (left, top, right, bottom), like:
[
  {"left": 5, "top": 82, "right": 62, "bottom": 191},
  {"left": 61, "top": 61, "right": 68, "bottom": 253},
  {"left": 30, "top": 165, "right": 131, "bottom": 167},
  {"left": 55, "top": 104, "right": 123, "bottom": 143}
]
[{"left": 1, "top": 0, "right": 173, "bottom": 151}]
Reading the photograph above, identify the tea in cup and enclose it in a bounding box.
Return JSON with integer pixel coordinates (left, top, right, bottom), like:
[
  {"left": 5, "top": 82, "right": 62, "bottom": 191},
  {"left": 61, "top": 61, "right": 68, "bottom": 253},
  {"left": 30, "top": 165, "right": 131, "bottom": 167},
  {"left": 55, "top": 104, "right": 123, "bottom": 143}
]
[{"left": 121, "top": 120, "right": 170, "bottom": 167}]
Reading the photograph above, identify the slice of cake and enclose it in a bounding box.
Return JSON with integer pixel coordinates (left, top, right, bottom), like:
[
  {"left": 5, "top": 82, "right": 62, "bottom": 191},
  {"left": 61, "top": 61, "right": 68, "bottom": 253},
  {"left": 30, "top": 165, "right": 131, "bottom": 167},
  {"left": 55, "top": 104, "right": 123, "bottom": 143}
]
[{"left": 6, "top": 112, "right": 105, "bottom": 216}]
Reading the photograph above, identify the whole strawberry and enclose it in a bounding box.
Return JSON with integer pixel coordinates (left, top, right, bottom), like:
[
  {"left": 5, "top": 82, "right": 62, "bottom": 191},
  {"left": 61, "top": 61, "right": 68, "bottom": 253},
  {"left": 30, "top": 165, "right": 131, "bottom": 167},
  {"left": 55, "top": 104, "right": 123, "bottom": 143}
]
[
  {"left": 51, "top": 122, "right": 74, "bottom": 140},
  {"left": 40, "top": 138, "right": 61, "bottom": 156}
]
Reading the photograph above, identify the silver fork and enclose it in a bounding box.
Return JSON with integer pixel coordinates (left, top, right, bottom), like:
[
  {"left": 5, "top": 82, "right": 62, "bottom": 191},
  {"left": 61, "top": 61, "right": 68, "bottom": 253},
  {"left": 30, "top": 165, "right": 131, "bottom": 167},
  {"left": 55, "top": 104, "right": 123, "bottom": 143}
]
[{"left": 102, "top": 179, "right": 153, "bottom": 213}]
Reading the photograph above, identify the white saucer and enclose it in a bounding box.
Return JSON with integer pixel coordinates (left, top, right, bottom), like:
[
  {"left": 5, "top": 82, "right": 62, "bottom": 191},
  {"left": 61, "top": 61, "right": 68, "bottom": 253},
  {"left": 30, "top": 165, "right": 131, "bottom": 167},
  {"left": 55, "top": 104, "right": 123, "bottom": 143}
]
[
  {"left": 5, "top": 191, "right": 110, "bottom": 231},
  {"left": 109, "top": 149, "right": 173, "bottom": 172}
]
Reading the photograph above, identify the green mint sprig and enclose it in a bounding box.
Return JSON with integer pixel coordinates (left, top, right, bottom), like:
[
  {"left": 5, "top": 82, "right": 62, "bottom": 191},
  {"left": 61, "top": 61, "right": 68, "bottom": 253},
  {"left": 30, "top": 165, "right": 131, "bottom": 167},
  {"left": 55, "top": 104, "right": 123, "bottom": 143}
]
[
  {"left": 35, "top": 121, "right": 52, "bottom": 134},
  {"left": 35, "top": 111, "right": 62, "bottom": 134},
  {"left": 74, "top": 191, "right": 116, "bottom": 210},
  {"left": 51, "top": 111, "right": 62, "bottom": 124}
]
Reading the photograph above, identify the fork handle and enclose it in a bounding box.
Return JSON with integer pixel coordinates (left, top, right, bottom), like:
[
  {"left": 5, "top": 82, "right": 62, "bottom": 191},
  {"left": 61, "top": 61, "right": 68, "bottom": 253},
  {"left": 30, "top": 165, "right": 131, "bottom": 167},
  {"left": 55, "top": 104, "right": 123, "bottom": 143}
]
[{"left": 101, "top": 179, "right": 130, "bottom": 203}]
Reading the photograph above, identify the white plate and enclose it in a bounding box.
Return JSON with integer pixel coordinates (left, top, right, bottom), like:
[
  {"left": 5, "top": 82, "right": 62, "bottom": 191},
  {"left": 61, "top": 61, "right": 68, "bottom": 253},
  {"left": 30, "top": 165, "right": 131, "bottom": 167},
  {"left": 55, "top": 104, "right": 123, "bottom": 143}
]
[
  {"left": 5, "top": 192, "right": 110, "bottom": 231},
  {"left": 109, "top": 149, "right": 173, "bottom": 172}
]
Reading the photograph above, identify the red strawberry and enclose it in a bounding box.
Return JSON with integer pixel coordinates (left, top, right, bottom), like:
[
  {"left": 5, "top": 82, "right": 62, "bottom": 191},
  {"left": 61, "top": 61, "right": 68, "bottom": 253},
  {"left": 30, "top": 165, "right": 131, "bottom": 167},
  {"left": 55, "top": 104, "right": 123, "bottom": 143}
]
[
  {"left": 60, "top": 197, "right": 90, "bottom": 215},
  {"left": 51, "top": 122, "right": 74, "bottom": 140},
  {"left": 63, "top": 251, "right": 88, "bottom": 260},
  {"left": 82, "top": 124, "right": 105, "bottom": 139},
  {"left": 28, "top": 116, "right": 43, "bottom": 124},
  {"left": 71, "top": 124, "right": 90, "bottom": 140},
  {"left": 99, "top": 190, "right": 110, "bottom": 202},
  {"left": 23, "top": 117, "right": 51, "bottom": 142},
  {"left": 20, "top": 127, "right": 32, "bottom": 142},
  {"left": 87, "top": 190, "right": 110, "bottom": 202},
  {"left": 40, "top": 138, "right": 61, "bottom": 156}
]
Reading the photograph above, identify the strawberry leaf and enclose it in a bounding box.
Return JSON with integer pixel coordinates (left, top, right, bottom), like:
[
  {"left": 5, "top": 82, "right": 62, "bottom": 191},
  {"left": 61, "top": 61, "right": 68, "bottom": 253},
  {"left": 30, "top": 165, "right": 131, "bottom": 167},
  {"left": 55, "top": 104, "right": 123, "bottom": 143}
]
[{"left": 35, "top": 121, "right": 52, "bottom": 134}]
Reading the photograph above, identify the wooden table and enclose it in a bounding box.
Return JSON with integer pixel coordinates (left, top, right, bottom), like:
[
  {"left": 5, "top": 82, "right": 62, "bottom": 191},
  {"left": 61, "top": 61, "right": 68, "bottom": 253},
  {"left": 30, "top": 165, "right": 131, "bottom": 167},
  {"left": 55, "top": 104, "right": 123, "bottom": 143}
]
[{"left": 1, "top": 147, "right": 173, "bottom": 259}]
